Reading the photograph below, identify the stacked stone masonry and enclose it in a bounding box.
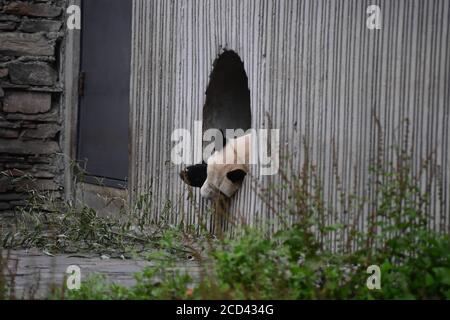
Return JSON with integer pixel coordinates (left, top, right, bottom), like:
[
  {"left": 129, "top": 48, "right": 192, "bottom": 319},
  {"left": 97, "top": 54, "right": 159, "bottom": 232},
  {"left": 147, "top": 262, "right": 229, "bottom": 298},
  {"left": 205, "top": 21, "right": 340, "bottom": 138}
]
[{"left": 0, "top": 0, "right": 65, "bottom": 214}]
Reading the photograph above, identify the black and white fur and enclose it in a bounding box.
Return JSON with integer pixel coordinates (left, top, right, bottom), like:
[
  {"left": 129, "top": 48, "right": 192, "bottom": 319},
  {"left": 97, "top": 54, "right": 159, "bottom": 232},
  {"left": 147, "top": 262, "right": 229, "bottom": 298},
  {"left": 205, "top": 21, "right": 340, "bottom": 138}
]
[{"left": 180, "top": 133, "right": 251, "bottom": 199}]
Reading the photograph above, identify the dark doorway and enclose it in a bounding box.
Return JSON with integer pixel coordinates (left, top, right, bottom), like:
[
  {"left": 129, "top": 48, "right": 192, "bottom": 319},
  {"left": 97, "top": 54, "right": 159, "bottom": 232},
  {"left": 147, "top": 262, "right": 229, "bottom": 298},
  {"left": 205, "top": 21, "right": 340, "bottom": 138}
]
[
  {"left": 77, "top": 0, "right": 132, "bottom": 188},
  {"left": 202, "top": 51, "right": 251, "bottom": 143}
]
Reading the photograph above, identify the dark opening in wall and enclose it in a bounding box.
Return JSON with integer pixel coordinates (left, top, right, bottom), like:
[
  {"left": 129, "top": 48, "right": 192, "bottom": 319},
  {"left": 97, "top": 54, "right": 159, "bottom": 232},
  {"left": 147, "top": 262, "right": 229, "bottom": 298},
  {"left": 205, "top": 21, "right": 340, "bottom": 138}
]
[{"left": 202, "top": 50, "right": 251, "bottom": 145}]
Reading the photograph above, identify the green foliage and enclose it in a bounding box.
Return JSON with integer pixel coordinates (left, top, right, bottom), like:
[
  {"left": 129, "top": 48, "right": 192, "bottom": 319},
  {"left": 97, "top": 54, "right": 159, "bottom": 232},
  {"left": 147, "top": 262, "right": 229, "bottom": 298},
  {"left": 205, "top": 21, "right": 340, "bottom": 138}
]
[
  {"left": 2, "top": 137, "right": 450, "bottom": 300},
  {"left": 1, "top": 182, "right": 196, "bottom": 259},
  {"left": 59, "top": 227, "right": 449, "bottom": 300},
  {"left": 64, "top": 267, "right": 193, "bottom": 300},
  {"left": 58, "top": 147, "right": 450, "bottom": 300}
]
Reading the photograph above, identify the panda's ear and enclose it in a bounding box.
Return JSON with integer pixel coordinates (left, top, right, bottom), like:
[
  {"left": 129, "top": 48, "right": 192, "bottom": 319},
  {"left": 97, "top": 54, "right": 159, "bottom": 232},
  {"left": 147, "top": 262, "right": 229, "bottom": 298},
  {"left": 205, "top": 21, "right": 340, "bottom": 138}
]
[
  {"left": 180, "top": 163, "right": 207, "bottom": 187},
  {"left": 226, "top": 169, "right": 247, "bottom": 184}
]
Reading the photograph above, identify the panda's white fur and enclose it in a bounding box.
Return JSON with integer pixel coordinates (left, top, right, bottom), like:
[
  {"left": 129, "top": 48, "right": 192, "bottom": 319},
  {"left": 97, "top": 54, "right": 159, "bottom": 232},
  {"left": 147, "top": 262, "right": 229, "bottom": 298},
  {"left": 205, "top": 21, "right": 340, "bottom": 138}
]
[{"left": 200, "top": 133, "right": 252, "bottom": 199}]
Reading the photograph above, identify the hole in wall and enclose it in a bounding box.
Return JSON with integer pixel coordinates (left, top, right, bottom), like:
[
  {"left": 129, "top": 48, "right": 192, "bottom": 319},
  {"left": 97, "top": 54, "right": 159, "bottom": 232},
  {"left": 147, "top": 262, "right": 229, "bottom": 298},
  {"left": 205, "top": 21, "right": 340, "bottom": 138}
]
[{"left": 202, "top": 50, "right": 251, "bottom": 148}]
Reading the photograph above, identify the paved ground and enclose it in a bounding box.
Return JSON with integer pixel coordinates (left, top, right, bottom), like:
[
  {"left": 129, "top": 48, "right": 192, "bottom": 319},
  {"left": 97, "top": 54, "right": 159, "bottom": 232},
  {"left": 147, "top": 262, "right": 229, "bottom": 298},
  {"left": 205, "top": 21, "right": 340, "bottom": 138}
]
[{"left": 1, "top": 248, "right": 201, "bottom": 299}]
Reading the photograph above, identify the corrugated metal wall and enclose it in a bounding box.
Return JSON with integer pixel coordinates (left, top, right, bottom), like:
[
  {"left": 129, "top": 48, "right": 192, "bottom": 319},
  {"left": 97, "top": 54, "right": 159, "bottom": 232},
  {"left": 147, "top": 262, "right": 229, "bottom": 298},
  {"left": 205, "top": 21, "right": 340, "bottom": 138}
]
[{"left": 129, "top": 0, "right": 450, "bottom": 237}]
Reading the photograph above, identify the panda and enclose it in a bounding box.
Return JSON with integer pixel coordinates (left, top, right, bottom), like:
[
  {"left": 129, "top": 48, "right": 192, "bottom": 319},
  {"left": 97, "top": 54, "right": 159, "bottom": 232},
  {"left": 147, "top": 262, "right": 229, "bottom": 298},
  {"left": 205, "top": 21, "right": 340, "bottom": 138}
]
[{"left": 180, "top": 133, "right": 252, "bottom": 200}]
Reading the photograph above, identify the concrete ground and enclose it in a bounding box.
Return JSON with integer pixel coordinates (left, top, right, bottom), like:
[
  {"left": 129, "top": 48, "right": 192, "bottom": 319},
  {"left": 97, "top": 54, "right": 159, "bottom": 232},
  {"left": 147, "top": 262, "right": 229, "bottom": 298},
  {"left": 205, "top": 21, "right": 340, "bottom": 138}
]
[{"left": 1, "top": 248, "right": 201, "bottom": 299}]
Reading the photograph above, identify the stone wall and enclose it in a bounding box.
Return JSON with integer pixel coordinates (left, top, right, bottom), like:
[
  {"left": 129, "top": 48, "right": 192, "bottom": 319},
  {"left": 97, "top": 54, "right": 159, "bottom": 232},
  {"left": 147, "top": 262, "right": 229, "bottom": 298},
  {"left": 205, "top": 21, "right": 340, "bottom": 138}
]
[{"left": 0, "top": 0, "right": 66, "bottom": 215}]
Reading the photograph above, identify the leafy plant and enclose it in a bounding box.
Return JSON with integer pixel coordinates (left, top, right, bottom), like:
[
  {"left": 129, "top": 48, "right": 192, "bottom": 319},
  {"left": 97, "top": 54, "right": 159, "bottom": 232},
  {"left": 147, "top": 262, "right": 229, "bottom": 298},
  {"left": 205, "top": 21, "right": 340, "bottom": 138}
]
[{"left": 2, "top": 127, "right": 449, "bottom": 300}]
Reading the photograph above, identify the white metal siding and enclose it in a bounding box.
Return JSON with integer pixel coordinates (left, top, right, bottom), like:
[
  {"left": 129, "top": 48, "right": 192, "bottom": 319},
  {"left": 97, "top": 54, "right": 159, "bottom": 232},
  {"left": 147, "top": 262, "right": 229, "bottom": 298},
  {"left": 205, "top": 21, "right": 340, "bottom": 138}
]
[{"left": 130, "top": 0, "right": 450, "bottom": 236}]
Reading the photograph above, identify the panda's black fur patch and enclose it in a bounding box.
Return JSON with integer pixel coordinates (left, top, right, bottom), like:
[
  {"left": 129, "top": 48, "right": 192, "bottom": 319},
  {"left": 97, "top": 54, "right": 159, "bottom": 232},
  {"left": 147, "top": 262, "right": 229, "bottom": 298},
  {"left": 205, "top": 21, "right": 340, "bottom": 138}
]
[
  {"left": 180, "top": 163, "right": 207, "bottom": 188},
  {"left": 226, "top": 169, "right": 247, "bottom": 184}
]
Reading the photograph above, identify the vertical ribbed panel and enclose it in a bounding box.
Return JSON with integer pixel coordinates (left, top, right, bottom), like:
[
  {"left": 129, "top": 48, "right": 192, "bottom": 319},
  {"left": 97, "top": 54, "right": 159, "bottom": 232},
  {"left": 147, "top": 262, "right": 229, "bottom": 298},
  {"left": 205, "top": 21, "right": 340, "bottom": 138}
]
[{"left": 130, "top": 0, "right": 450, "bottom": 236}]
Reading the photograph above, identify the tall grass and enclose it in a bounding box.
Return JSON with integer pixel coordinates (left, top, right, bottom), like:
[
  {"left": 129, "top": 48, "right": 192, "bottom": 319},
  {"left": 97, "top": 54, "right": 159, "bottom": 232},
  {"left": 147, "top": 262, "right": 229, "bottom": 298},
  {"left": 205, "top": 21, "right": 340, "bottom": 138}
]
[
  {"left": 61, "top": 135, "right": 450, "bottom": 299},
  {"left": 1, "top": 119, "right": 449, "bottom": 299}
]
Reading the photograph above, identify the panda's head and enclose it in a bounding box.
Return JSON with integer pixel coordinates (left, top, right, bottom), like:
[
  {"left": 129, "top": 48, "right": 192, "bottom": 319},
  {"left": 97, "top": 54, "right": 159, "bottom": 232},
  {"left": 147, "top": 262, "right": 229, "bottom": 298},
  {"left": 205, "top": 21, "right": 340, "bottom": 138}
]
[
  {"left": 180, "top": 134, "right": 250, "bottom": 200},
  {"left": 180, "top": 160, "right": 247, "bottom": 200},
  {"left": 200, "top": 161, "right": 247, "bottom": 199}
]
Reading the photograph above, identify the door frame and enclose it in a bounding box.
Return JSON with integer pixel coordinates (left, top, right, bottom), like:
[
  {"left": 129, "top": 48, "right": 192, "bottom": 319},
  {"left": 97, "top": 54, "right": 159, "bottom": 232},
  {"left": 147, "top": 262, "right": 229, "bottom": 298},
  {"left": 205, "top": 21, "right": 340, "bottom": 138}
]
[{"left": 63, "top": 0, "right": 82, "bottom": 200}]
